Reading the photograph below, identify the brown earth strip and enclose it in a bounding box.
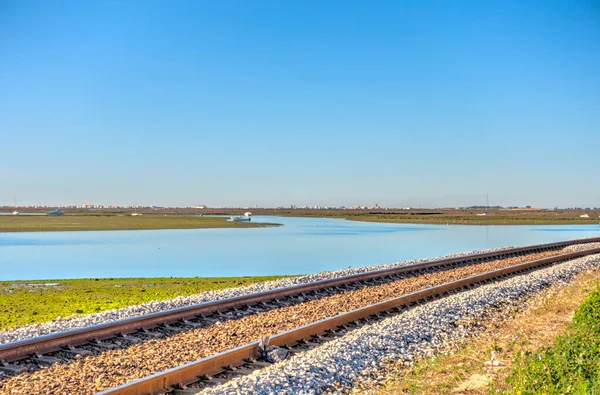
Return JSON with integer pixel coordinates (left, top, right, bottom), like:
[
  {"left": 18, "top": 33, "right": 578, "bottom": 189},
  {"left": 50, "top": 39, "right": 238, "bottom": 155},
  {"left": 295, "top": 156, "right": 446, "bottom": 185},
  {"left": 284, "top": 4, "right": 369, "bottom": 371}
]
[{"left": 0, "top": 249, "right": 580, "bottom": 394}]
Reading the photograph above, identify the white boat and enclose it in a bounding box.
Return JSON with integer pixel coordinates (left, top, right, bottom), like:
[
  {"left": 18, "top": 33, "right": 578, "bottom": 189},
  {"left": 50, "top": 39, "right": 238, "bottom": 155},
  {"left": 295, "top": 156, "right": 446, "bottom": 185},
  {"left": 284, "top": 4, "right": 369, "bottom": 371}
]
[
  {"left": 12, "top": 211, "right": 19, "bottom": 215},
  {"left": 228, "top": 212, "right": 252, "bottom": 222}
]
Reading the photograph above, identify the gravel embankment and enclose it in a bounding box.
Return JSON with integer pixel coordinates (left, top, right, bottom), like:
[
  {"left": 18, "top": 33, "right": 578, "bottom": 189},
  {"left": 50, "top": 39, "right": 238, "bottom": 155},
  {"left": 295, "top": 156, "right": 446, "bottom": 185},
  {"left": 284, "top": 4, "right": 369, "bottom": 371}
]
[
  {"left": 197, "top": 253, "right": 600, "bottom": 395},
  {"left": 563, "top": 242, "right": 600, "bottom": 253},
  {"left": 0, "top": 245, "right": 524, "bottom": 344},
  {"left": 0, "top": 249, "right": 582, "bottom": 394}
]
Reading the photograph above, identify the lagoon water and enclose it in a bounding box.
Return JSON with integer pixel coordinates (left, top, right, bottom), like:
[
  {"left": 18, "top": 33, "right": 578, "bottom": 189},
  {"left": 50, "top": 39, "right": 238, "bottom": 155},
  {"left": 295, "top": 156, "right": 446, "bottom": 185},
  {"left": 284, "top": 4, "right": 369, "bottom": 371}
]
[{"left": 1, "top": 216, "right": 599, "bottom": 280}]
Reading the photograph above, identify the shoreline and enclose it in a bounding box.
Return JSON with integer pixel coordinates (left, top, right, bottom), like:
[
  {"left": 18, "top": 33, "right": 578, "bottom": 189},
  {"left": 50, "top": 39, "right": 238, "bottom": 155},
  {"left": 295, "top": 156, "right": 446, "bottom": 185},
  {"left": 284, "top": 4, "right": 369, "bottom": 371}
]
[
  {"left": 3, "top": 208, "right": 600, "bottom": 228},
  {"left": 0, "top": 215, "right": 281, "bottom": 232},
  {"left": 340, "top": 215, "right": 600, "bottom": 226},
  {"left": 0, "top": 275, "right": 295, "bottom": 330},
  {"left": 2, "top": 213, "right": 600, "bottom": 232}
]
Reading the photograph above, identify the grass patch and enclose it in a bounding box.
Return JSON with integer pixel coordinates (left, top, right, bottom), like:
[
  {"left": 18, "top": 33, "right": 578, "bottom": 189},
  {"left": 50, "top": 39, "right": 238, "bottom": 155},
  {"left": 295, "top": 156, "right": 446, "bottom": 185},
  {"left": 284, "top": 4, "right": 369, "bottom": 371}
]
[
  {"left": 0, "top": 215, "right": 280, "bottom": 232},
  {"left": 340, "top": 213, "right": 600, "bottom": 226},
  {"left": 275, "top": 209, "right": 600, "bottom": 225},
  {"left": 0, "top": 275, "right": 293, "bottom": 330},
  {"left": 363, "top": 270, "right": 600, "bottom": 395},
  {"left": 505, "top": 284, "right": 600, "bottom": 394}
]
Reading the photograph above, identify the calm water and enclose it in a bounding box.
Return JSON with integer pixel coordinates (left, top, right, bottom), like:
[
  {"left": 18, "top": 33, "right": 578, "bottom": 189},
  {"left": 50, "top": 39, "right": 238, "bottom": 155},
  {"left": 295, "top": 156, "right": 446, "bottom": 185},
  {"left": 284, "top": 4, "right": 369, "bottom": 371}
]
[{"left": 1, "top": 216, "right": 599, "bottom": 280}]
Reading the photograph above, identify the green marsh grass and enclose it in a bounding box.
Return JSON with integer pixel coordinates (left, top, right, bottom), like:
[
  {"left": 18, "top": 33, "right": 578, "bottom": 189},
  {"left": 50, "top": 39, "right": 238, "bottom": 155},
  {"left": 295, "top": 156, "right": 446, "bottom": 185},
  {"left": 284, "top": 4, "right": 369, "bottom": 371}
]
[
  {"left": 0, "top": 276, "right": 293, "bottom": 329},
  {"left": 0, "top": 214, "right": 279, "bottom": 232}
]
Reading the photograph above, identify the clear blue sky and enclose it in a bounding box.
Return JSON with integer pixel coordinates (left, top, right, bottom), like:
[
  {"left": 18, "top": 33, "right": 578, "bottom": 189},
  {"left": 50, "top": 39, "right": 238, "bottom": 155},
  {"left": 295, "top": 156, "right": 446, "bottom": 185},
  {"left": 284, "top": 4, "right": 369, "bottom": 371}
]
[{"left": 1, "top": 1, "right": 599, "bottom": 208}]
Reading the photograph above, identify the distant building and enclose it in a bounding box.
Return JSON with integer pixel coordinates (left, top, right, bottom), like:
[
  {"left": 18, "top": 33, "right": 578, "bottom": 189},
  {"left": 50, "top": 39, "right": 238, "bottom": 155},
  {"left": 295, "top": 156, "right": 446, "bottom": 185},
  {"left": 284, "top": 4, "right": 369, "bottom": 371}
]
[
  {"left": 580, "top": 214, "right": 590, "bottom": 218},
  {"left": 192, "top": 205, "right": 207, "bottom": 209},
  {"left": 48, "top": 209, "right": 64, "bottom": 215}
]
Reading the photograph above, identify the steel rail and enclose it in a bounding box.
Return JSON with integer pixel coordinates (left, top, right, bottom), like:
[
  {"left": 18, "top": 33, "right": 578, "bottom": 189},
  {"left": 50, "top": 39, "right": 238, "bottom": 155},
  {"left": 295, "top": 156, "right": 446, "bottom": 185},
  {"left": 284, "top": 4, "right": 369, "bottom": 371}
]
[
  {"left": 97, "top": 246, "right": 600, "bottom": 395},
  {"left": 1, "top": 237, "right": 599, "bottom": 364}
]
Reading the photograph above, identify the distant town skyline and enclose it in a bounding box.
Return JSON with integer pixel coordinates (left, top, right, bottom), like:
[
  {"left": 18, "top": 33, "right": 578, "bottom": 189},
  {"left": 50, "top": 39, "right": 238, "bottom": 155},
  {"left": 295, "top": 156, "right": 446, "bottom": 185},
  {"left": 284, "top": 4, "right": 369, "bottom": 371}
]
[
  {"left": 2, "top": 201, "right": 599, "bottom": 211},
  {"left": 1, "top": 1, "right": 599, "bottom": 209}
]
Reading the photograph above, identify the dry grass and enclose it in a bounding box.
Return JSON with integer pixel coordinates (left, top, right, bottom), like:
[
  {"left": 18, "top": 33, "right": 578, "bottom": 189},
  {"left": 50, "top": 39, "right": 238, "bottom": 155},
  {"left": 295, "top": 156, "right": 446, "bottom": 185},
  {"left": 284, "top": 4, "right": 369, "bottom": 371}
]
[{"left": 361, "top": 269, "right": 600, "bottom": 395}]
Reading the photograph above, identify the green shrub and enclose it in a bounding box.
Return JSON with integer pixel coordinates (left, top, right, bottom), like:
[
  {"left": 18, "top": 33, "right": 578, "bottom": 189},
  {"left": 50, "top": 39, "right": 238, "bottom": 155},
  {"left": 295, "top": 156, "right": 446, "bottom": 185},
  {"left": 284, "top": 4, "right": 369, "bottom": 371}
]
[{"left": 506, "top": 287, "right": 600, "bottom": 394}]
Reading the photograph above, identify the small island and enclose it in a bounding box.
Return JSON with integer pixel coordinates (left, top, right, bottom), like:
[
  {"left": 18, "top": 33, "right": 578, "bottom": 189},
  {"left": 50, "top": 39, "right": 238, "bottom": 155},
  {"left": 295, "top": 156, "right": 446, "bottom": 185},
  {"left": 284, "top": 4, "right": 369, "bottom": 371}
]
[{"left": 0, "top": 214, "right": 280, "bottom": 232}]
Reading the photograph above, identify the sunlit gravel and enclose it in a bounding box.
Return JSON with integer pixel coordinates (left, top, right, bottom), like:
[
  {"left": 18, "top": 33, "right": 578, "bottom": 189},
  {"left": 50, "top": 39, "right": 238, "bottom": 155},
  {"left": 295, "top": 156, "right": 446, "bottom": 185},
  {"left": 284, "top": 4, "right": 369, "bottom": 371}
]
[{"left": 198, "top": 252, "right": 600, "bottom": 395}]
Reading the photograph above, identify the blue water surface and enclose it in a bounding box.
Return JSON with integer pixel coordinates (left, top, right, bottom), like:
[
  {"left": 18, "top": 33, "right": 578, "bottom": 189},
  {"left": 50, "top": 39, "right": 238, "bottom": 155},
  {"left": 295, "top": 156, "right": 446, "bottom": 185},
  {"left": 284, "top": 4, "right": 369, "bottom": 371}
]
[{"left": 1, "top": 216, "right": 599, "bottom": 280}]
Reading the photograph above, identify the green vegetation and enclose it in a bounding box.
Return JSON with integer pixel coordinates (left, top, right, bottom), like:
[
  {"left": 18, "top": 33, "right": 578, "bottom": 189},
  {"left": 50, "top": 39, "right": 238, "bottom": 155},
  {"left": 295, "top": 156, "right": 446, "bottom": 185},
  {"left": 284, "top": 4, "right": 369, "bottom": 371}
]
[
  {"left": 506, "top": 285, "right": 600, "bottom": 394},
  {"left": 253, "top": 207, "right": 600, "bottom": 225},
  {"left": 0, "top": 214, "right": 280, "bottom": 232},
  {"left": 3, "top": 208, "right": 598, "bottom": 227},
  {"left": 0, "top": 276, "right": 293, "bottom": 329},
  {"left": 335, "top": 211, "right": 600, "bottom": 226}
]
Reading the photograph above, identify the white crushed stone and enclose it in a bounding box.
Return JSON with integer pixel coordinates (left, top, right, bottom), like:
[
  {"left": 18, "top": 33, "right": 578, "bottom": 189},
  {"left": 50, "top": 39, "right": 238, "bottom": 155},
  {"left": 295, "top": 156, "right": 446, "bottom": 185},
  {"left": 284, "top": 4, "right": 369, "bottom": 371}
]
[
  {"left": 563, "top": 242, "right": 600, "bottom": 253},
  {"left": 198, "top": 253, "right": 600, "bottom": 395},
  {"left": 1, "top": 238, "right": 598, "bottom": 345}
]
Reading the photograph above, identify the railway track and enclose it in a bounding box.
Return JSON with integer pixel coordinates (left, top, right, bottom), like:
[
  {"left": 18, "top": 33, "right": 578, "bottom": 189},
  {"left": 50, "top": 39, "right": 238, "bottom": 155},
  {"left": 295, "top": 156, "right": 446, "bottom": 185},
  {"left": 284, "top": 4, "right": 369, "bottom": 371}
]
[
  {"left": 98, "top": 245, "right": 600, "bottom": 395},
  {"left": 0, "top": 237, "right": 599, "bottom": 378}
]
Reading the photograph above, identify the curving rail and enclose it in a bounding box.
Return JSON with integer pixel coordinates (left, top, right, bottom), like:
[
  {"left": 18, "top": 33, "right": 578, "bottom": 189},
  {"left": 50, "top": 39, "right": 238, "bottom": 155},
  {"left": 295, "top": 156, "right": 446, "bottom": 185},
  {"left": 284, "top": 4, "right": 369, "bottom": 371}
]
[
  {"left": 1, "top": 237, "right": 599, "bottom": 365},
  {"left": 97, "top": 245, "right": 600, "bottom": 395}
]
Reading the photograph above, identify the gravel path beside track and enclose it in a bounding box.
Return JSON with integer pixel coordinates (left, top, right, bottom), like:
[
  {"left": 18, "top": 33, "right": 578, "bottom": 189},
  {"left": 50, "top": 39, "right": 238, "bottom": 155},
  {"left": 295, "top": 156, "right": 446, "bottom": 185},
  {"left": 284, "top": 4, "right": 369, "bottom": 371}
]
[
  {"left": 198, "top": 253, "right": 600, "bottom": 395},
  {"left": 563, "top": 242, "right": 600, "bottom": 253},
  {"left": 0, "top": 248, "right": 582, "bottom": 394}
]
